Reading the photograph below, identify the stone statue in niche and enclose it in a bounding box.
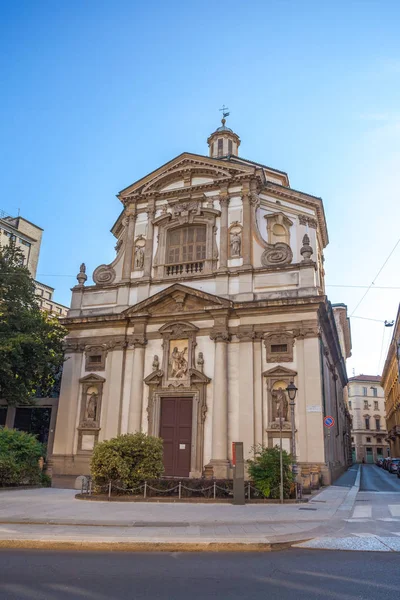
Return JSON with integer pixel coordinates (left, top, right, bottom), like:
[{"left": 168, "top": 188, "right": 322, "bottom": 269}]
[
  {"left": 273, "top": 388, "right": 288, "bottom": 422},
  {"left": 230, "top": 231, "right": 241, "bottom": 257},
  {"left": 152, "top": 355, "right": 160, "bottom": 371},
  {"left": 169, "top": 341, "right": 188, "bottom": 379},
  {"left": 134, "top": 245, "right": 145, "bottom": 269},
  {"left": 197, "top": 351, "right": 204, "bottom": 373},
  {"left": 86, "top": 391, "right": 98, "bottom": 422}
]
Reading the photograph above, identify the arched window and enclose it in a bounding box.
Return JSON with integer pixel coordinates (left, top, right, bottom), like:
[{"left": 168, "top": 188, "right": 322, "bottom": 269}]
[{"left": 167, "top": 225, "right": 206, "bottom": 265}]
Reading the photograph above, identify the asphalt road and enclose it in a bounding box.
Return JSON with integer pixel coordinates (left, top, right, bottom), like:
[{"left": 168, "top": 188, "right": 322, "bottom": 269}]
[
  {"left": 360, "top": 464, "right": 400, "bottom": 492},
  {"left": 1, "top": 550, "right": 399, "bottom": 600}
]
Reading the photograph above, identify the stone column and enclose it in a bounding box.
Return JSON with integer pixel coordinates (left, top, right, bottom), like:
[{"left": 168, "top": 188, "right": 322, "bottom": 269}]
[
  {"left": 207, "top": 330, "right": 230, "bottom": 478},
  {"left": 238, "top": 329, "right": 255, "bottom": 457},
  {"left": 122, "top": 210, "right": 136, "bottom": 281},
  {"left": 143, "top": 204, "right": 155, "bottom": 278},
  {"left": 120, "top": 345, "right": 135, "bottom": 434},
  {"left": 241, "top": 184, "right": 252, "bottom": 268},
  {"left": 218, "top": 192, "right": 229, "bottom": 271},
  {"left": 128, "top": 338, "right": 147, "bottom": 433}
]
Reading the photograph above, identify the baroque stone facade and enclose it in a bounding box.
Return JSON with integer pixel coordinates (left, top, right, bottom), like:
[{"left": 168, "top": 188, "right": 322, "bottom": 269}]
[{"left": 51, "top": 119, "right": 352, "bottom": 487}]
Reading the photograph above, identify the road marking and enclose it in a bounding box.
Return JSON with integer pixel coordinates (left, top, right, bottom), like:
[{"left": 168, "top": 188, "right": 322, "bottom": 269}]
[
  {"left": 389, "top": 505, "right": 400, "bottom": 517},
  {"left": 352, "top": 505, "right": 372, "bottom": 518},
  {"left": 295, "top": 536, "right": 392, "bottom": 552}
]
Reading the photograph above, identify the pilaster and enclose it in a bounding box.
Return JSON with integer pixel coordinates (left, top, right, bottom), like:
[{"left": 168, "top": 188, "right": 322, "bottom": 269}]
[
  {"left": 241, "top": 182, "right": 252, "bottom": 269},
  {"left": 206, "top": 326, "right": 230, "bottom": 478},
  {"left": 143, "top": 202, "right": 156, "bottom": 278},
  {"left": 128, "top": 323, "right": 148, "bottom": 433},
  {"left": 122, "top": 209, "right": 137, "bottom": 281},
  {"left": 218, "top": 189, "right": 229, "bottom": 272}
]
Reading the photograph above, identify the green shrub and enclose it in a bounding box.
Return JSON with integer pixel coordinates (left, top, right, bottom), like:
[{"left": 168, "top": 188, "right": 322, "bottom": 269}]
[
  {"left": 40, "top": 472, "right": 52, "bottom": 487},
  {"left": 247, "top": 445, "right": 293, "bottom": 499},
  {"left": 90, "top": 433, "right": 164, "bottom": 490},
  {"left": 0, "top": 427, "right": 44, "bottom": 486},
  {"left": 0, "top": 455, "right": 20, "bottom": 486}
]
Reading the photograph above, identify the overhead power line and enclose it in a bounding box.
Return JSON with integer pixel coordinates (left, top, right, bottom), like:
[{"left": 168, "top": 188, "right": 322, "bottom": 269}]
[{"left": 350, "top": 237, "right": 400, "bottom": 317}]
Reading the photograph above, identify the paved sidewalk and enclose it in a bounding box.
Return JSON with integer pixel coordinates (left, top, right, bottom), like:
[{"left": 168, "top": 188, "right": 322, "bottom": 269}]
[{"left": 0, "top": 466, "right": 360, "bottom": 550}]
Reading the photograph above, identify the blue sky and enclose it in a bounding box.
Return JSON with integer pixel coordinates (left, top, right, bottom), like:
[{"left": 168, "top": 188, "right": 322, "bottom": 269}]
[{"left": 1, "top": 0, "right": 399, "bottom": 376}]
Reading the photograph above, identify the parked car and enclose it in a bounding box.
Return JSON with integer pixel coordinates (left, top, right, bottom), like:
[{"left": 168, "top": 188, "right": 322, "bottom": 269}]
[
  {"left": 389, "top": 458, "right": 400, "bottom": 474},
  {"left": 383, "top": 457, "right": 391, "bottom": 470},
  {"left": 376, "top": 458, "right": 384, "bottom": 467}
]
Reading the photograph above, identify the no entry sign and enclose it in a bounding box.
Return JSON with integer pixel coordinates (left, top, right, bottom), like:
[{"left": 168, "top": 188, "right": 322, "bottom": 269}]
[{"left": 324, "top": 415, "right": 335, "bottom": 428}]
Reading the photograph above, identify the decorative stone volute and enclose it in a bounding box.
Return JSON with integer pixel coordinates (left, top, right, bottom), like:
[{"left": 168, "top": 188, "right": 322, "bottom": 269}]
[
  {"left": 300, "top": 233, "right": 314, "bottom": 262},
  {"left": 76, "top": 263, "right": 87, "bottom": 287}
]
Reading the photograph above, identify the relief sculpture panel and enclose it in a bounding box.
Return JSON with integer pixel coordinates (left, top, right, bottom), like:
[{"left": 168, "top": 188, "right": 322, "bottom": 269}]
[{"left": 169, "top": 339, "right": 189, "bottom": 379}]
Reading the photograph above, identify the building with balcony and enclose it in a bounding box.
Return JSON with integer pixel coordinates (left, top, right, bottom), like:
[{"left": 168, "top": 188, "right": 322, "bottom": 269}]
[
  {"left": 348, "top": 375, "right": 389, "bottom": 463},
  {"left": 381, "top": 305, "right": 400, "bottom": 457},
  {"left": 51, "top": 117, "right": 352, "bottom": 489}
]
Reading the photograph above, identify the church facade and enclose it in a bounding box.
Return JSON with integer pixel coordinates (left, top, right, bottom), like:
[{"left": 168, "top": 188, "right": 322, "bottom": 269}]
[{"left": 51, "top": 119, "right": 352, "bottom": 488}]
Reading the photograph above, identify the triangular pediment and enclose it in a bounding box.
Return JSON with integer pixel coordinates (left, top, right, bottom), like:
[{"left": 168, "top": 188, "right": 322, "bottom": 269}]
[
  {"left": 262, "top": 366, "right": 298, "bottom": 378},
  {"left": 79, "top": 373, "right": 106, "bottom": 383},
  {"left": 118, "top": 152, "right": 256, "bottom": 198},
  {"left": 124, "top": 283, "right": 232, "bottom": 318}
]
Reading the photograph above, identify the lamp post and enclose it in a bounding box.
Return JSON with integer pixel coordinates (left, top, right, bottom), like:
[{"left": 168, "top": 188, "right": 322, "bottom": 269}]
[{"left": 286, "top": 381, "right": 298, "bottom": 498}]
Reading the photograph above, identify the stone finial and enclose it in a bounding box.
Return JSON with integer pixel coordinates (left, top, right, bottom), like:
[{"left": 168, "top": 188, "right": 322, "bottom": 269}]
[
  {"left": 300, "top": 234, "right": 314, "bottom": 262},
  {"left": 76, "top": 263, "right": 87, "bottom": 286}
]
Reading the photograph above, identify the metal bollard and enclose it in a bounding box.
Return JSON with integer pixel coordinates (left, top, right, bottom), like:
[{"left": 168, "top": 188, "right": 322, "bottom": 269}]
[
  {"left": 178, "top": 481, "right": 182, "bottom": 499},
  {"left": 108, "top": 481, "right": 112, "bottom": 501},
  {"left": 144, "top": 481, "right": 147, "bottom": 499},
  {"left": 213, "top": 481, "right": 216, "bottom": 499}
]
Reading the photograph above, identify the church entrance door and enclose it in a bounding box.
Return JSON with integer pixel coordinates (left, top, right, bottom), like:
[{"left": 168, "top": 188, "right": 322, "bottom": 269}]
[{"left": 160, "top": 397, "right": 192, "bottom": 477}]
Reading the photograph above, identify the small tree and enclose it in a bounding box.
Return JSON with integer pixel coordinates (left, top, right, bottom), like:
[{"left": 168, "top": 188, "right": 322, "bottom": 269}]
[
  {"left": 0, "top": 241, "right": 66, "bottom": 405},
  {"left": 247, "top": 445, "right": 293, "bottom": 499},
  {"left": 90, "top": 432, "right": 164, "bottom": 490},
  {"left": 0, "top": 427, "right": 44, "bottom": 486}
]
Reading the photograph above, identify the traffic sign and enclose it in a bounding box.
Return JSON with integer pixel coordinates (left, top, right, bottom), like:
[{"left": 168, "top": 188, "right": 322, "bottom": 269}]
[{"left": 324, "top": 415, "right": 335, "bottom": 428}]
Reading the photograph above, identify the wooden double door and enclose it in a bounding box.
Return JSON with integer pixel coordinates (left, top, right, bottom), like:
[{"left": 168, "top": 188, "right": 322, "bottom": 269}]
[{"left": 160, "top": 397, "right": 193, "bottom": 477}]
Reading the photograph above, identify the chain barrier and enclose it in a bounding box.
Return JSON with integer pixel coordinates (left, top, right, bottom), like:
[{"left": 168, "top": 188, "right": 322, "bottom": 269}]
[{"left": 80, "top": 479, "right": 299, "bottom": 501}]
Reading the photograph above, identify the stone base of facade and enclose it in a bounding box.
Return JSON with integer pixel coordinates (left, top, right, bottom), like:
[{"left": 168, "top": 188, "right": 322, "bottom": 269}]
[
  {"left": 48, "top": 454, "right": 91, "bottom": 479},
  {"left": 204, "top": 459, "right": 230, "bottom": 479}
]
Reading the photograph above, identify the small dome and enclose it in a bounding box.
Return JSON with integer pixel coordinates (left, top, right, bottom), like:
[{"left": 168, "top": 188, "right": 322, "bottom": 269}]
[{"left": 207, "top": 117, "right": 240, "bottom": 158}]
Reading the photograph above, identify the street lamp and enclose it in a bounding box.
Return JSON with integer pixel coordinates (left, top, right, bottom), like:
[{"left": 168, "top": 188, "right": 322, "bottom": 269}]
[{"left": 286, "top": 381, "right": 298, "bottom": 498}]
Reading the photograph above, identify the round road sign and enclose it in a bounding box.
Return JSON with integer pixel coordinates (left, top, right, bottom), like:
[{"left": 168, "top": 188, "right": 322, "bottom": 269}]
[{"left": 324, "top": 415, "right": 335, "bottom": 428}]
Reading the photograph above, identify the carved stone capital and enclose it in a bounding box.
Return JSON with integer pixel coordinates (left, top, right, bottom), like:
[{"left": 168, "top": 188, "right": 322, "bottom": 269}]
[
  {"left": 249, "top": 192, "right": 260, "bottom": 207},
  {"left": 236, "top": 327, "right": 255, "bottom": 341},
  {"left": 63, "top": 341, "right": 86, "bottom": 353},
  {"left": 219, "top": 195, "right": 230, "bottom": 207},
  {"left": 298, "top": 215, "right": 318, "bottom": 229},
  {"left": 128, "top": 335, "right": 147, "bottom": 349},
  {"left": 106, "top": 339, "right": 127, "bottom": 351},
  {"left": 210, "top": 329, "right": 230, "bottom": 343}
]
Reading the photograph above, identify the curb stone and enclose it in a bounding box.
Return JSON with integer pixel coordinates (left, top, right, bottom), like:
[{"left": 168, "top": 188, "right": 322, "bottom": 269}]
[{"left": 0, "top": 539, "right": 310, "bottom": 553}]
